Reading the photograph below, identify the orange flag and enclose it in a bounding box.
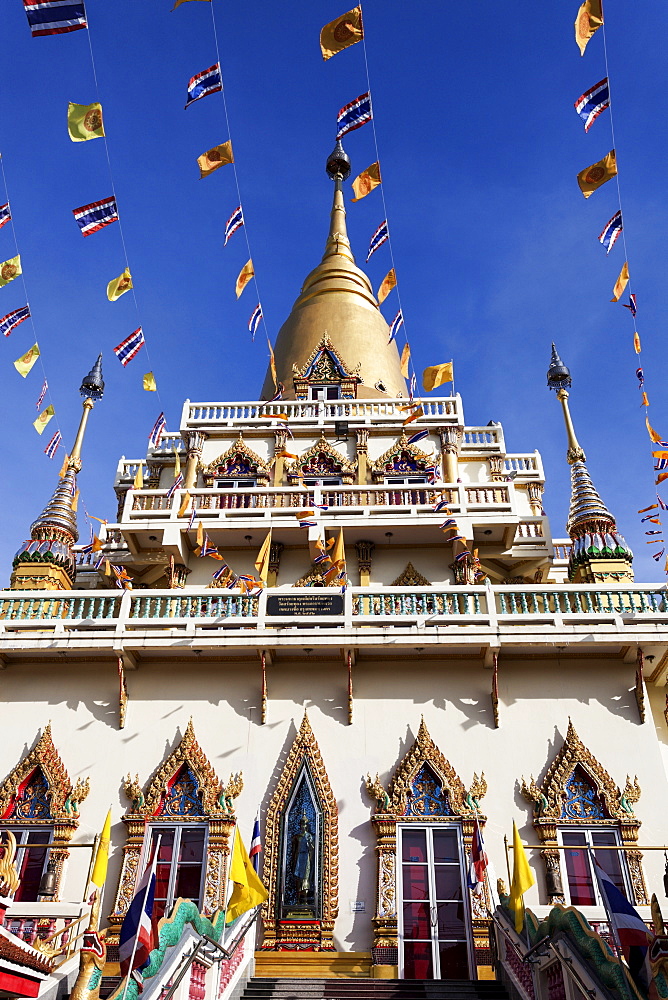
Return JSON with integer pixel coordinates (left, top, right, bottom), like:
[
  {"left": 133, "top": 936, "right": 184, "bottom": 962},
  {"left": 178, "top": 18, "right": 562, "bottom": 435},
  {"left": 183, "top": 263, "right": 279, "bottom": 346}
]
[
  {"left": 646, "top": 417, "right": 664, "bottom": 444},
  {"left": 610, "top": 261, "right": 629, "bottom": 302},
  {"left": 266, "top": 336, "right": 277, "bottom": 388},
  {"left": 633, "top": 332, "right": 642, "bottom": 354},
  {"left": 400, "top": 343, "right": 410, "bottom": 379},
  {"left": 235, "top": 259, "right": 254, "bottom": 298},
  {"left": 575, "top": 0, "right": 603, "bottom": 55},
  {"left": 403, "top": 407, "right": 424, "bottom": 426},
  {"left": 641, "top": 392, "right": 650, "bottom": 407},
  {"left": 576, "top": 150, "right": 616, "bottom": 198},
  {"left": 197, "top": 141, "right": 233, "bottom": 178},
  {"left": 351, "top": 162, "right": 381, "bottom": 202},
  {"left": 377, "top": 268, "right": 396, "bottom": 304}
]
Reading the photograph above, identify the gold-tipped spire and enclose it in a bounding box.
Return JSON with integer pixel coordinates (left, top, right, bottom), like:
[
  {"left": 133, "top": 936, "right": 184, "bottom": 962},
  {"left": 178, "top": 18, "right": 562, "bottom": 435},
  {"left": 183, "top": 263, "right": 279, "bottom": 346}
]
[
  {"left": 261, "top": 142, "right": 407, "bottom": 401},
  {"left": 547, "top": 345, "right": 632, "bottom": 582},
  {"left": 10, "top": 356, "right": 105, "bottom": 590}
]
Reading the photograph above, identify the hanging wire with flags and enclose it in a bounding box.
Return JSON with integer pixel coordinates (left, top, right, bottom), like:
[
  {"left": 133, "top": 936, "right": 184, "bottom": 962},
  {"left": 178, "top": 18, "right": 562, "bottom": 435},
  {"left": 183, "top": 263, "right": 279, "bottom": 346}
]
[
  {"left": 336, "top": 92, "right": 372, "bottom": 139},
  {"left": 185, "top": 63, "right": 222, "bottom": 108},
  {"left": 113, "top": 328, "right": 145, "bottom": 367},
  {"left": 366, "top": 220, "right": 388, "bottom": 262},
  {"left": 224, "top": 205, "right": 244, "bottom": 246}
]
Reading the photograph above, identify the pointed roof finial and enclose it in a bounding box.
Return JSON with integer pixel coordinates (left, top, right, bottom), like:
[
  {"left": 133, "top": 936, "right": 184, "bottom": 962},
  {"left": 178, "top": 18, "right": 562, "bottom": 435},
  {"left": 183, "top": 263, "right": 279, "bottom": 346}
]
[{"left": 326, "top": 139, "right": 351, "bottom": 181}]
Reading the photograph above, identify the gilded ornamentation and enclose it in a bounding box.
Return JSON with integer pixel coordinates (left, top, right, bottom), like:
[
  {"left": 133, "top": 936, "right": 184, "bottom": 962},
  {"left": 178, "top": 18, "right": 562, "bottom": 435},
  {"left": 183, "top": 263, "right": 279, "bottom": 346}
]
[
  {"left": 391, "top": 562, "right": 431, "bottom": 587},
  {"left": 370, "top": 434, "right": 433, "bottom": 483},
  {"left": 286, "top": 437, "right": 356, "bottom": 485},
  {"left": 365, "top": 774, "right": 390, "bottom": 813},
  {"left": 520, "top": 720, "right": 647, "bottom": 905},
  {"left": 218, "top": 773, "right": 243, "bottom": 815},
  {"left": 0, "top": 831, "right": 19, "bottom": 896},
  {"left": 292, "top": 335, "right": 361, "bottom": 401},
  {"left": 261, "top": 714, "right": 338, "bottom": 951},
  {"left": 122, "top": 775, "right": 145, "bottom": 813},
  {"left": 293, "top": 563, "right": 341, "bottom": 588},
  {"left": 202, "top": 437, "right": 270, "bottom": 485},
  {"left": 378, "top": 853, "right": 395, "bottom": 917}
]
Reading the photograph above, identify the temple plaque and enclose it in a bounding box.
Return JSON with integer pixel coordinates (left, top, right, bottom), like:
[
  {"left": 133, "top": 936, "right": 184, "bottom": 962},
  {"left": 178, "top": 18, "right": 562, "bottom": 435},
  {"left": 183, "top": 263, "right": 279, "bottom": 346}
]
[{"left": 266, "top": 594, "right": 344, "bottom": 616}]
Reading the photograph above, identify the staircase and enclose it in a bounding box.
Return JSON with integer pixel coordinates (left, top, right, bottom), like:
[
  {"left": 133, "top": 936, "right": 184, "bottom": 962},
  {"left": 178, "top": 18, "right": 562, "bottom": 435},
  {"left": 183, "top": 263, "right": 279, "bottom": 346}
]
[{"left": 241, "top": 979, "right": 509, "bottom": 1000}]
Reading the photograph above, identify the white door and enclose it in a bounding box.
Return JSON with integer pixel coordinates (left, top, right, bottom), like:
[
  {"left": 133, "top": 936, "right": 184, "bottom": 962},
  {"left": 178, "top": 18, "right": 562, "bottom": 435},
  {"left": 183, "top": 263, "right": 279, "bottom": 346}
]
[{"left": 398, "top": 824, "right": 475, "bottom": 980}]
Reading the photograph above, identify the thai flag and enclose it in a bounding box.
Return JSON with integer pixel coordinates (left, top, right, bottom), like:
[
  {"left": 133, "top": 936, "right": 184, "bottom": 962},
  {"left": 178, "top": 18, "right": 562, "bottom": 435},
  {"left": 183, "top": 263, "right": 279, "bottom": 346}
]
[
  {"left": 249, "top": 813, "right": 262, "bottom": 873},
  {"left": 184, "top": 63, "right": 221, "bottom": 109},
  {"left": 148, "top": 412, "right": 166, "bottom": 448},
  {"left": 24, "top": 0, "right": 87, "bottom": 36},
  {"left": 36, "top": 378, "right": 48, "bottom": 409},
  {"left": 0, "top": 305, "right": 30, "bottom": 338},
  {"left": 466, "top": 818, "right": 488, "bottom": 894},
  {"left": 248, "top": 304, "right": 263, "bottom": 340},
  {"left": 188, "top": 506, "right": 197, "bottom": 530},
  {"left": 655, "top": 459, "right": 668, "bottom": 471},
  {"left": 636, "top": 367, "right": 644, "bottom": 387},
  {"left": 653, "top": 548, "right": 665, "bottom": 562},
  {"left": 72, "top": 196, "right": 118, "bottom": 237},
  {"left": 119, "top": 849, "right": 159, "bottom": 979},
  {"left": 366, "top": 220, "right": 388, "bottom": 262},
  {"left": 167, "top": 473, "right": 184, "bottom": 499},
  {"left": 409, "top": 373, "right": 417, "bottom": 399},
  {"left": 574, "top": 77, "right": 609, "bottom": 132},
  {"left": 388, "top": 309, "right": 404, "bottom": 343},
  {"left": 659, "top": 494, "right": 668, "bottom": 511},
  {"left": 44, "top": 430, "right": 62, "bottom": 459},
  {"left": 114, "top": 328, "right": 145, "bottom": 367},
  {"left": 269, "top": 383, "right": 284, "bottom": 402},
  {"left": 224, "top": 205, "right": 244, "bottom": 245},
  {"left": 336, "top": 92, "right": 372, "bottom": 139},
  {"left": 593, "top": 860, "right": 653, "bottom": 992},
  {"left": 0, "top": 203, "right": 11, "bottom": 230},
  {"left": 623, "top": 293, "right": 637, "bottom": 316},
  {"left": 598, "top": 210, "right": 623, "bottom": 254},
  {"left": 408, "top": 430, "right": 429, "bottom": 444}
]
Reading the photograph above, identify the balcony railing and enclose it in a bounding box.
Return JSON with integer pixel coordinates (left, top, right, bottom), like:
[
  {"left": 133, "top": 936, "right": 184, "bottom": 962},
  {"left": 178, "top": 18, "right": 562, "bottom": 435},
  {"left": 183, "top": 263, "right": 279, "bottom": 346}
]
[
  {"left": 0, "top": 585, "right": 665, "bottom": 640},
  {"left": 181, "top": 396, "right": 463, "bottom": 427}
]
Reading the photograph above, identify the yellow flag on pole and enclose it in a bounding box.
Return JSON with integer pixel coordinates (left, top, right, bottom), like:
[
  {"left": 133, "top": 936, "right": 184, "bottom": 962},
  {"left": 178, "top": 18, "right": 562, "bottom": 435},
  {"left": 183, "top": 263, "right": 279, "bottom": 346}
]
[
  {"left": 509, "top": 821, "right": 535, "bottom": 933},
  {"left": 610, "top": 261, "right": 629, "bottom": 302},
  {"left": 71, "top": 489, "right": 79, "bottom": 512},
  {"left": 267, "top": 337, "right": 278, "bottom": 390},
  {"left": 225, "top": 829, "right": 268, "bottom": 923},
  {"left": 577, "top": 149, "right": 616, "bottom": 198},
  {"left": 423, "top": 362, "right": 453, "bottom": 392},
  {"left": 400, "top": 343, "right": 411, "bottom": 379},
  {"left": 67, "top": 102, "right": 105, "bottom": 142},
  {"left": 320, "top": 6, "right": 363, "bottom": 60},
  {"left": 33, "top": 405, "right": 55, "bottom": 435},
  {"left": 14, "top": 343, "right": 40, "bottom": 377},
  {"left": 133, "top": 465, "right": 144, "bottom": 489},
  {"left": 575, "top": 0, "right": 603, "bottom": 55},
  {"left": 0, "top": 255, "right": 22, "bottom": 288},
  {"left": 197, "top": 141, "right": 233, "bottom": 178},
  {"left": 107, "top": 267, "right": 132, "bottom": 301},
  {"left": 143, "top": 372, "right": 157, "bottom": 391},
  {"left": 351, "top": 161, "right": 381, "bottom": 202},
  {"left": 177, "top": 491, "right": 191, "bottom": 517},
  {"left": 91, "top": 808, "right": 111, "bottom": 888},
  {"left": 236, "top": 259, "right": 254, "bottom": 298},
  {"left": 174, "top": 451, "right": 181, "bottom": 477},
  {"left": 59, "top": 453, "right": 70, "bottom": 478},
  {"left": 255, "top": 529, "right": 272, "bottom": 586},
  {"left": 377, "top": 268, "right": 396, "bottom": 304}
]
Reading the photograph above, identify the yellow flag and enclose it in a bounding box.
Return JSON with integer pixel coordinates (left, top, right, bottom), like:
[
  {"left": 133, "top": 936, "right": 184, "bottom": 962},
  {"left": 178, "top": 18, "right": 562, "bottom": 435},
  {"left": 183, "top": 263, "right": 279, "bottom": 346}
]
[
  {"left": 107, "top": 267, "right": 132, "bottom": 301},
  {"left": 509, "top": 821, "right": 535, "bottom": 933},
  {"left": 577, "top": 149, "right": 616, "bottom": 198},
  {"left": 575, "top": 0, "right": 603, "bottom": 55},
  {"left": 67, "top": 101, "right": 105, "bottom": 142},
  {"left": 647, "top": 417, "right": 663, "bottom": 444},
  {"left": 634, "top": 332, "right": 642, "bottom": 354},
  {"left": 177, "top": 491, "right": 191, "bottom": 517},
  {"left": 0, "top": 255, "right": 22, "bottom": 288},
  {"left": 377, "top": 268, "right": 396, "bottom": 305},
  {"left": 14, "top": 343, "right": 40, "bottom": 377},
  {"left": 320, "top": 6, "right": 363, "bottom": 60},
  {"left": 267, "top": 336, "right": 278, "bottom": 389},
  {"left": 172, "top": 0, "right": 210, "bottom": 8},
  {"left": 400, "top": 343, "right": 411, "bottom": 379},
  {"left": 423, "top": 362, "right": 453, "bottom": 392},
  {"left": 324, "top": 527, "right": 346, "bottom": 583},
  {"left": 610, "top": 261, "right": 629, "bottom": 302},
  {"left": 226, "top": 830, "right": 268, "bottom": 923},
  {"left": 197, "top": 140, "right": 233, "bottom": 178},
  {"left": 641, "top": 392, "right": 650, "bottom": 407},
  {"left": 71, "top": 489, "right": 80, "bottom": 512},
  {"left": 236, "top": 259, "right": 254, "bottom": 298},
  {"left": 91, "top": 809, "right": 111, "bottom": 888},
  {"left": 133, "top": 465, "right": 144, "bottom": 489},
  {"left": 143, "top": 371, "right": 157, "bottom": 392},
  {"left": 255, "top": 529, "right": 272, "bottom": 586},
  {"left": 59, "top": 453, "right": 70, "bottom": 478},
  {"left": 196, "top": 521, "right": 204, "bottom": 548},
  {"left": 351, "top": 161, "right": 381, "bottom": 202},
  {"left": 174, "top": 451, "right": 181, "bottom": 477},
  {"left": 33, "top": 405, "right": 55, "bottom": 435}
]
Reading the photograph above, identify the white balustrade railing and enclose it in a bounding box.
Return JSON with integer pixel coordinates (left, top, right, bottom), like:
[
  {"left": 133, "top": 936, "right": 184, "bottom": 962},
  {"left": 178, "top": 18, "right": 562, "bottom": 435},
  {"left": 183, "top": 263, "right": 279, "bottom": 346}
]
[{"left": 181, "top": 396, "right": 463, "bottom": 426}]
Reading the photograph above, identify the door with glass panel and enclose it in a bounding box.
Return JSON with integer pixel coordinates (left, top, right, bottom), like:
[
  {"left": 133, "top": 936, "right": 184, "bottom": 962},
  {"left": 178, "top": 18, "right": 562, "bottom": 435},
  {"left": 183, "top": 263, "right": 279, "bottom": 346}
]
[{"left": 398, "top": 825, "right": 474, "bottom": 980}]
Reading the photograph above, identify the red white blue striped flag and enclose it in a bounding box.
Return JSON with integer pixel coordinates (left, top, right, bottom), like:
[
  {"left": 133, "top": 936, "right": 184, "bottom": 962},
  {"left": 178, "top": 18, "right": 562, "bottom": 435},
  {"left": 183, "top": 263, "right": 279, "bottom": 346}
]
[
  {"left": 598, "top": 210, "right": 623, "bottom": 254},
  {"left": 224, "top": 205, "right": 244, "bottom": 245},
  {"left": 36, "top": 378, "right": 48, "bottom": 409},
  {"left": 44, "top": 430, "right": 62, "bottom": 459},
  {"left": 114, "top": 327, "right": 145, "bottom": 366},
  {"left": 119, "top": 848, "right": 158, "bottom": 978},
  {"left": 336, "top": 93, "right": 372, "bottom": 139},
  {"left": 72, "top": 196, "right": 118, "bottom": 237},
  {"left": 248, "top": 304, "right": 262, "bottom": 340},
  {"left": 366, "top": 220, "right": 388, "bottom": 262},
  {"left": 388, "top": 309, "right": 404, "bottom": 343},
  {"left": 0, "top": 305, "right": 30, "bottom": 338},
  {"left": 0, "top": 203, "right": 11, "bottom": 230},
  {"left": 574, "top": 77, "right": 609, "bottom": 132},
  {"left": 250, "top": 813, "right": 262, "bottom": 873},
  {"left": 184, "top": 63, "right": 222, "bottom": 109},
  {"left": 148, "top": 412, "right": 166, "bottom": 447},
  {"left": 24, "top": 0, "right": 87, "bottom": 36}
]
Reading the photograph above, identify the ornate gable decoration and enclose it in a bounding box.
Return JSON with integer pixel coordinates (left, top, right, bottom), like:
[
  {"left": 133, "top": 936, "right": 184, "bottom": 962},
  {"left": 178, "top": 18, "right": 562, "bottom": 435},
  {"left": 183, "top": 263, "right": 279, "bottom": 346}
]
[
  {"left": 373, "top": 718, "right": 486, "bottom": 818},
  {"left": 0, "top": 724, "right": 89, "bottom": 824},
  {"left": 391, "top": 562, "right": 431, "bottom": 587},
  {"left": 202, "top": 437, "right": 270, "bottom": 485},
  {"left": 122, "top": 720, "right": 242, "bottom": 820},
  {"left": 371, "top": 434, "right": 434, "bottom": 483},
  {"left": 292, "top": 335, "right": 361, "bottom": 400},
  {"left": 520, "top": 719, "right": 640, "bottom": 821},
  {"left": 261, "top": 713, "right": 339, "bottom": 950},
  {"left": 286, "top": 437, "right": 356, "bottom": 485}
]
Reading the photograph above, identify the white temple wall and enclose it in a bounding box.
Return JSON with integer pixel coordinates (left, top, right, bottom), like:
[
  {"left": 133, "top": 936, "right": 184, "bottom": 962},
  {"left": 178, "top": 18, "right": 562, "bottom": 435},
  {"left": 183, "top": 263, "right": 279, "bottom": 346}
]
[{"left": 1, "top": 655, "right": 664, "bottom": 951}]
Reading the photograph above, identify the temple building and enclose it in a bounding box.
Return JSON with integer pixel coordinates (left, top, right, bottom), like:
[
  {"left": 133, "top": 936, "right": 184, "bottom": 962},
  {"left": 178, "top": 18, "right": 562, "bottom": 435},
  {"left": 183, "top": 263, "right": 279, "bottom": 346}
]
[{"left": 1, "top": 143, "right": 668, "bottom": 1000}]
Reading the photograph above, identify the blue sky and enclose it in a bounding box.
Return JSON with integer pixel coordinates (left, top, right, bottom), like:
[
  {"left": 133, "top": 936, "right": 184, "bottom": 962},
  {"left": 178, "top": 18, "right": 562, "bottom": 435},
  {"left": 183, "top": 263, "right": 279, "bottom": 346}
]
[{"left": 1, "top": 0, "right": 666, "bottom": 581}]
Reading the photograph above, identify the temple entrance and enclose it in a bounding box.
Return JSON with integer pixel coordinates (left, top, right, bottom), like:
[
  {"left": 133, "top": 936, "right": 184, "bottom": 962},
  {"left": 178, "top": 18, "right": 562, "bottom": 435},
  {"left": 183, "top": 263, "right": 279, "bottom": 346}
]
[{"left": 398, "top": 824, "right": 474, "bottom": 980}]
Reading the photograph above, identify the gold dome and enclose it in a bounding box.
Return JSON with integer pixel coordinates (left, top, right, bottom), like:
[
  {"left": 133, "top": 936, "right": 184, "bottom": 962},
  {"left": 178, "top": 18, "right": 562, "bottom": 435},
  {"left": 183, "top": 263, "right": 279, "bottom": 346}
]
[{"left": 261, "top": 175, "right": 407, "bottom": 400}]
